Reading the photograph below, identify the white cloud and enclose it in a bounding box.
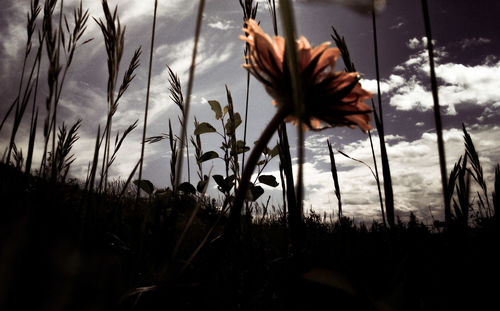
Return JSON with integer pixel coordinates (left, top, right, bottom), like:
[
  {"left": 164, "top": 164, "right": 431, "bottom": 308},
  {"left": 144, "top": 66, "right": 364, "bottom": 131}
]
[
  {"left": 301, "top": 125, "right": 500, "bottom": 223},
  {"left": 208, "top": 17, "right": 234, "bottom": 31},
  {"left": 364, "top": 39, "right": 500, "bottom": 115},
  {"left": 407, "top": 37, "right": 420, "bottom": 50},
  {"left": 390, "top": 21, "right": 404, "bottom": 30},
  {"left": 459, "top": 37, "right": 491, "bottom": 49}
]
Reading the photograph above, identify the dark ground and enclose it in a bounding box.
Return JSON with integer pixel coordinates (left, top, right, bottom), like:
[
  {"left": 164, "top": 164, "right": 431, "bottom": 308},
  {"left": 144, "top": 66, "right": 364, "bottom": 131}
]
[{"left": 1, "top": 163, "right": 499, "bottom": 310}]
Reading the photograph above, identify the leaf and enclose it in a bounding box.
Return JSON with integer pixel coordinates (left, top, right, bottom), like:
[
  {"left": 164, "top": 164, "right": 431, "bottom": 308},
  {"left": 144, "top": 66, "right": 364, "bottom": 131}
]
[
  {"left": 259, "top": 175, "right": 279, "bottom": 187},
  {"left": 198, "top": 151, "right": 218, "bottom": 163},
  {"left": 212, "top": 175, "right": 226, "bottom": 190},
  {"left": 178, "top": 182, "right": 196, "bottom": 194},
  {"left": 133, "top": 179, "right": 155, "bottom": 195},
  {"left": 225, "top": 112, "right": 242, "bottom": 134},
  {"left": 269, "top": 144, "right": 280, "bottom": 158},
  {"left": 213, "top": 174, "right": 234, "bottom": 193},
  {"left": 257, "top": 160, "right": 266, "bottom": 166},
  {"left": 197, "top": 176, "right": 209, "bottom": 193},
  {"left": 247, "top": 184, "right": 264, "bottom": 201},
  {"left": 194, "top": 122, "right": 216, "bottom": 135},
  {"left": 236, "top": 140, "right": 250, "bottom": 154},
  {"left": 208, "top": 100, "right": 223, "bottom": 120}
]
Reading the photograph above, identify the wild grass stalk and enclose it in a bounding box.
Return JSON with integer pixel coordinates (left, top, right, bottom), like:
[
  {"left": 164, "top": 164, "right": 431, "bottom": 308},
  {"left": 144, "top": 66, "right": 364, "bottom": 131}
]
[
  {"left": 493, "top": 164, "right": 499, "bottom": 227},
  {"left": 25, "top": 30, "right": 45, "bottom": 176},
  {"left": 327, "top": 140, "right": 342, "bottom": 218},
  {"left": 462, "top": 124, "right": 491, "bottom": 216},
  {"left": 49, "top": 119, "right": 81, "bottom": 183},
  {"left": 452, "top": 155, "right": 470, "bottom": 229},
  {"left": 168, "top": 119, "right": 178, "bottom": 191},
  {"left": 190, "top": 117, "right": 205, "bottom": 189},
  {"left": 38, "top": 0, "right": 91, "bottom": 180},
  {"left": 224, "top": 86, "right": 241, "bottom": 189},
  {"left": 85, "top": 125, "right": 100, "bottom": 192},
  {"left": 0, "top": 0, "right": 40, "bottom": 134},
  {"left": 3, "top": 0, "right": 41, "bottom": 165},
  {"left": 331, "top": 25, "right": 386, "bottom": 226},
  {"left": 371, "top": 5, "right": 395, "bottom": 228},
  {"left": 239, "top": 0, "right": 258, "bottom": 172},
  {"left": 174, "top": 0, "right": 206, "bottom": 191},
  {"left": 421, "top": 0, "right": 449, "bottom": 225},
  {"left": 137, "top": 0, "right": 158, "bottom": 199},
  {"left": 95, "top": 0, "right": 141, "bottom": 192}
]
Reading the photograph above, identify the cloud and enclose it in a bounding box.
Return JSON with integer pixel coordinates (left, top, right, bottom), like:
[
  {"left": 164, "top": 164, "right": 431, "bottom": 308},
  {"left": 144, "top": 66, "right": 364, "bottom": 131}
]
[
  {"left": 364, "top": 38, "right": 500, "bottom": 115},
  {"left": 301, "top": 125, "right": 500, "bottom": 222},
  {"left": 390, "top": 21, "right": 404, "bottom": 30},
  {"left": 207, "top": 17, "right": 234, "bottom": 31},
  {"left": 459, "top": 37, "right": 491, "bottom": 49}
]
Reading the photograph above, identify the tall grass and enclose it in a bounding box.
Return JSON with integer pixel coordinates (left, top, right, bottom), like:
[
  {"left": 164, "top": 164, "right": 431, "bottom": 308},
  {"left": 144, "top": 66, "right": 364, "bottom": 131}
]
[
  {"left": 174, "top": 0, "right": 206, "bottom": 191},
  {"left": 94, "top": 0, "right": 141, "bottom": 192},
  {"left": 421, "top": 0, "right": 449, "bottom": 226},
  {"left": 137, "top": 0, "right": 158, "bottom": 199},
  {"left": 330, "top": 25, "right": 386, "bottom": 227},
  {"left": 370, "top": 4, "right": 395, "bottom": 228},
  {"left": 3, "top": 0, "right": 41, "bottom": 165},
  {"left": 239, "top": 0, "right": 258, "bottom": 172}
]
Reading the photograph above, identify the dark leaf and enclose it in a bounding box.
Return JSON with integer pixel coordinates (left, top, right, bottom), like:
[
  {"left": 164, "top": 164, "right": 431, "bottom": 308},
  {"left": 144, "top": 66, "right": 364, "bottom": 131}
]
[
  {"left": 197, "top": 177, "right": 209, "bottom": 193},
  {"left": 194, "top": 122, "right": 217, "bottom": 135},
  {"left": 133, "top": 179, "right": 155, "bottom": 195},
  {"left": 198, "top": 151, "right": 219, "bottom": 163},
  {"left": 247, "top": 184, "right": 264, "bottom": 201},
  {"left": 259, "top": 175, "right": 279, "bottom": 187},
  {"left": 213, "top": 174, "right": 226, "bottom": 190},
  {"left": 257, "top": 160, "right": 266, "bottom": 166},
  {"left": 178, "top": 182, "right": 196, "bottom": 194},
  {"left": 208, "top": 100, "right": 223, "bottom": 120},
  {"left": 269, "top": 144, "right": 280, "bottom": 158}
]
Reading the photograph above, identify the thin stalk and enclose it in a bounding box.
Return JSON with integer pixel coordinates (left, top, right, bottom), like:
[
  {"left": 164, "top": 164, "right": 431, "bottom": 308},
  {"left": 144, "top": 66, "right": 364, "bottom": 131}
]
[
  {"left": 137, "top": 0, "right": 157, "bottom": 200},
  {"left": 371, "top": 4, "right": 394, "bottom": 228},
  {"left": 421, "top": 0, "right": 449, "bottom": 225},
  {"left": 242, "top": 71, "right": 251, "bottom": 172},
  {"left": 174, "top": 0, "right": 205, "bottom": 191},
  {"left": 50, "top": 0, "right": 64, "bottom": 180},
  {"left": 268, "top": 0, "right": 295, "bottom": 226},
  {"left": 26, "top": 42, "right": 44, "bottom": 176},
  {"left": 279, "top": 0, "right": 304, "bottom": 245},
  {"left": 327, "top": 140, "right": 342, "bottom": 218},
  {"left": 368, "top": 130, "right": 386, "bottom": 227},
  {"left": 228, "top": 106, "right": 289, "bottom": 238}
]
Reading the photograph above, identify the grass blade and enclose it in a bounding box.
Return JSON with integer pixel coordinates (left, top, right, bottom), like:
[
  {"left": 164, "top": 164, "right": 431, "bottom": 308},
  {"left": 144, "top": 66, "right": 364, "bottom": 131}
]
[
  {"left": 137, "top": 0, "right": 158, "bottom": 199},
  {"left": 174, "top": 0, "right": 206, "bottom": 191},
  {"left": 421, "top": 0, "right": 449, "bottom": 225}
]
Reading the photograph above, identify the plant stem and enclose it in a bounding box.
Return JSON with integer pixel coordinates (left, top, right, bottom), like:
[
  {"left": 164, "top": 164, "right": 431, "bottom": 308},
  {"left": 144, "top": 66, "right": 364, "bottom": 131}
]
[
  {"left": 421, "top": 0, "right": 449, "bottom": 225},
  {"left": 371, "top": 4, "right": 394, "bottom": 229},
  {"left": 228, "top": 106, "right": 290, "bottom": 235},
  {"left": 368, "top": 130, "right": 386, "bottom": 227},
  {"left": 137, "top": 0, "right": 157, "bottom": 200},
  {"left": 175, "top": 0, "right": 205, "bottom": 191}
]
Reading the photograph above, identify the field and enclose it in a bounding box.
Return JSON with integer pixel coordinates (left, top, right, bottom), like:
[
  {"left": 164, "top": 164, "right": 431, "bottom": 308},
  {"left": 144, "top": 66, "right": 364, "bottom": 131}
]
[{"left": 1, "top": 0, "right": 499, "bottom": 310}]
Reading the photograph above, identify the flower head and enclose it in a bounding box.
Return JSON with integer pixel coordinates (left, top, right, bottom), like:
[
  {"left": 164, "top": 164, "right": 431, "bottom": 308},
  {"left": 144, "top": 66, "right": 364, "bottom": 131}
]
[{"left": 240, "top": 19, "right": 373, "bottom": 132}]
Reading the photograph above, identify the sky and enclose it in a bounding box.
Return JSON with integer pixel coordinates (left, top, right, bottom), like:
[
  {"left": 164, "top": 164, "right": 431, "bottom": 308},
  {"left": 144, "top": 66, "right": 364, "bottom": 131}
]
[{"left": 1, "top": 0, "right": 499, "bottom": 223}]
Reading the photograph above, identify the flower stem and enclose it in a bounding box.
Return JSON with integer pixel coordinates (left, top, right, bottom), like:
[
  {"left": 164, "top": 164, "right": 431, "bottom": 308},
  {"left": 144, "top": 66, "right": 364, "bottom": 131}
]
[{"left": 228, "top": 106, "right": 290, "bottom": 234}]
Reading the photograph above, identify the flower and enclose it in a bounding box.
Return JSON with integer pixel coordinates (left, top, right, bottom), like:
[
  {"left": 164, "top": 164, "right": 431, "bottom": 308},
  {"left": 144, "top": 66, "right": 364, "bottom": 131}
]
[{"left": 240, "top": 19, "right": 373, "bottom": 132}]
